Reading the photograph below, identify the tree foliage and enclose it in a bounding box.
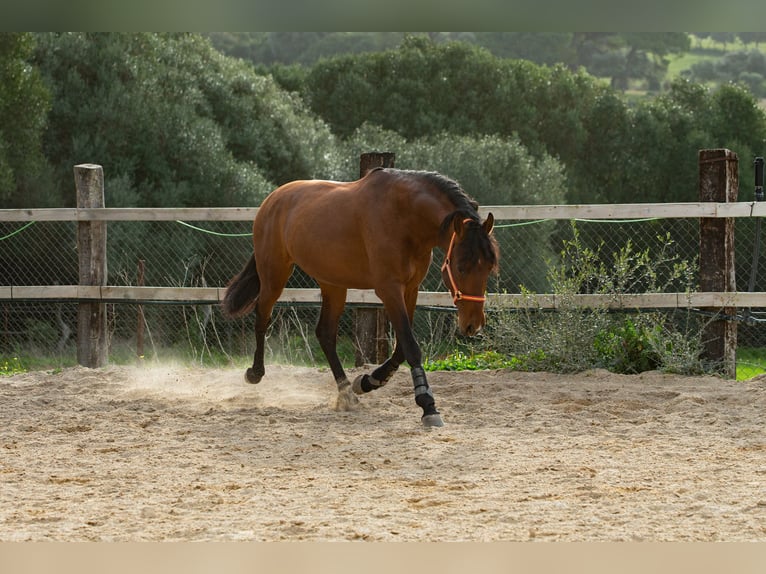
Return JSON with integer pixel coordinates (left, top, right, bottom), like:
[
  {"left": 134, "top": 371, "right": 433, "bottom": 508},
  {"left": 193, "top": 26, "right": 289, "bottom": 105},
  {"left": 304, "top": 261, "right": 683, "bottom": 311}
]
[
  {"left": 1, "top": 32, "right": 764, "bottom": 214},
  {"left": 304, "top": 38, "right": 766, "bottom": 205},
  {"left": 208, "top": 32, "right": 407, "bottom": 66},
  {"left": 32, "top": 33, "right": 337, "bottom": 208},
  {"left": 212, "top": 32, "right": 692, "bottom": 90},
  {"left": 688, "top": 49, "right": 766, "bottom": 98},
  {"left": 0, "top": 33, "right": 51, "bottom": 207}
]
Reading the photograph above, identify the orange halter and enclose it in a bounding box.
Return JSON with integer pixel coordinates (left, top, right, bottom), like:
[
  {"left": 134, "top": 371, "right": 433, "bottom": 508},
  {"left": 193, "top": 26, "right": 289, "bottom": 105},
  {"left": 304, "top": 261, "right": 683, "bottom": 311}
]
[{"left": 441, "top": 218, "right": 487, "bottom": 305}]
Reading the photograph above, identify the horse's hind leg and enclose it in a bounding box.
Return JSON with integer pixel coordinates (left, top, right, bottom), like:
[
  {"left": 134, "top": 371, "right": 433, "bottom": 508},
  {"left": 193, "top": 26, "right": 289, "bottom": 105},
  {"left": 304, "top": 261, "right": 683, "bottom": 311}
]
[
  {"left": 316, "top": 284, "right": 359, "bottom": 411},
  {"left": 352, "top": 283, "right": 413, "bottom": 395},
  {"left": 246, "top": 262, "right": 292, "bottom": 384},
  {"left": 246, "top": 305, "right": 271, "bottom": 384},
  {"left": 352, "top": 341, "right": 403, "bottom": 394}
]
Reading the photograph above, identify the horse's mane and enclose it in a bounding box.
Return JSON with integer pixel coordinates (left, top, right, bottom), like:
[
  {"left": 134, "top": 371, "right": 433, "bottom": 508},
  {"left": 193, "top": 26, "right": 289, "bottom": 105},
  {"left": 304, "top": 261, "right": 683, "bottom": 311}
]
[
  {"left": 371, "top": 167, "right": 479, "bottom": 216},
  {"left": 372, "top": 168, "right": 498, "bottom": 271}
]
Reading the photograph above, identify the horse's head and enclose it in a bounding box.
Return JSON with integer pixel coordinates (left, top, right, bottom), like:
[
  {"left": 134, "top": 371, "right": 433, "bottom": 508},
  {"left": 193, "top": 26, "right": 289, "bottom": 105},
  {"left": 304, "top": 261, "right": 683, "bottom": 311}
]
[{"left": 440, "top": 213, "right": 499, "bottom": 336}]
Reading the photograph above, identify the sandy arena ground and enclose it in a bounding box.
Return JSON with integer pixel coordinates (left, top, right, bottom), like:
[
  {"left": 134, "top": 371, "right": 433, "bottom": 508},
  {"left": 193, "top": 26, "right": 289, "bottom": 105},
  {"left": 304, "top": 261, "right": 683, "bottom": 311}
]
[{"left": 1, "top": 363, "right": 765, "bottom": 541}]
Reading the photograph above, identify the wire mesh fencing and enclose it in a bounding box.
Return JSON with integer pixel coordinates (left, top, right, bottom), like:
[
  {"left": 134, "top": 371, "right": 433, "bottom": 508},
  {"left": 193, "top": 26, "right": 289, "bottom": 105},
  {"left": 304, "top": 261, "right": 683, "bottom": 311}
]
[{"left": 2, "top": 213, "right": 766, "bottom": 371}]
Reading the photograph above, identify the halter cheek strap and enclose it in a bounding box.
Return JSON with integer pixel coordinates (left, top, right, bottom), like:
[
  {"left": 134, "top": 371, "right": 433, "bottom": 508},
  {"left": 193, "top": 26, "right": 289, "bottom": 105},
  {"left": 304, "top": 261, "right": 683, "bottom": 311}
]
[{"left": 441, "top": 218, "right": 487, "bottom": 305}]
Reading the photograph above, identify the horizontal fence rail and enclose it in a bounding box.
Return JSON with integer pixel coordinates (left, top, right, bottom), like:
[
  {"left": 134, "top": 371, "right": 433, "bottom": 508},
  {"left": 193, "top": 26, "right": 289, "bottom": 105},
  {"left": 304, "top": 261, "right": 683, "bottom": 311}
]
[
  {"left": 3, "top": 201, "right": 766, "bottom": 222},
  {"left": 3, "top": 285, "right": 766, "bottom": 310}
]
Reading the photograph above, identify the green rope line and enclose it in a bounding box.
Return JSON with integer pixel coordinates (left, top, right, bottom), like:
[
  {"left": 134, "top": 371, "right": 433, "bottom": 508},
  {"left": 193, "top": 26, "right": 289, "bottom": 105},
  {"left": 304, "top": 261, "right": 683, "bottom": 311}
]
[
  {"left": 175, "top": 220, "right": 252, "bottom": 237},
  {"left": 176, "top": 217, "right": 661, "bottom": 237},
  {"left": 494, "top": 217, "right": 661, "bottom": 228},
  {"left": 174, "top": 217, "right": 662, "bottom": 235},
  {"left": 0, "top": 218, "right": 665, "bottom": 241},
  {"left": 493, "top": 219, "right": 551, "bottom": 228},
  {"left": 573, "top": 217, "right": 661, "bottom": 224},
  {"left": 0, "top": 221, "right": 36, "bottom": 241}
]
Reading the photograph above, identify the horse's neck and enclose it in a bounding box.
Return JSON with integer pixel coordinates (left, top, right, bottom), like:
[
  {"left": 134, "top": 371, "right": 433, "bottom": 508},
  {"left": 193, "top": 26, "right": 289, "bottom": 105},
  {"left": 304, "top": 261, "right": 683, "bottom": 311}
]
[{"left": 409, "top": 191, "right": 457, "bottom": 251}]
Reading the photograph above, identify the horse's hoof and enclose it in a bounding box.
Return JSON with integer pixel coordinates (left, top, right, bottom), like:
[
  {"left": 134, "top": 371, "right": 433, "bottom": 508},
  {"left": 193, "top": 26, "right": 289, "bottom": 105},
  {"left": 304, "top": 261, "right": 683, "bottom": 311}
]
[
  {"left": 352, "top": 373, "right": 386, "bottom": 394},
  {"left": 335, "top": 385, "right": 360, "bottom": 411},
  {"left": 351, "top": 374, "right": 366, "bottom": 395},
  {"left": 245, "top": 368, "right": 263, "bottom": 384},
  {"left": 421, "top": 413, "right": 444, "bottom": 427},
  {"left": 352, "top": 374, "right": 378, "bottom": 395}
]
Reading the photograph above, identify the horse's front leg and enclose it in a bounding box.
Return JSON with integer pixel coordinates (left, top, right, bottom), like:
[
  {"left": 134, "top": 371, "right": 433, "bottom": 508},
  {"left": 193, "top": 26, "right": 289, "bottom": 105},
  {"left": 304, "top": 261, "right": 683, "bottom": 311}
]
[
  {"left": 369, "top": 287, "right": 443, "bottom": 427},
  {"left": 397, "top": 326, "right": 443, "bottom": 428}
]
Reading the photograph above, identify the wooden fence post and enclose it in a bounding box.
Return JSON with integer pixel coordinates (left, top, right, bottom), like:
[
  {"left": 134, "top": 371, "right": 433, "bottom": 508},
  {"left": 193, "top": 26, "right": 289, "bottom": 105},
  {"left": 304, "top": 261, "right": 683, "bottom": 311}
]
[
  {"left": 699, "top": 149, "right": 738, "bottom": 377},
  {"left": 136, "top": 259, "right": 145, "bottom": 360},
  {"left": 75, "top": 163, "right": 108, "bottom": 368},
  {"left": 353, "top": 152, "right": 394, "bottom": 366}
]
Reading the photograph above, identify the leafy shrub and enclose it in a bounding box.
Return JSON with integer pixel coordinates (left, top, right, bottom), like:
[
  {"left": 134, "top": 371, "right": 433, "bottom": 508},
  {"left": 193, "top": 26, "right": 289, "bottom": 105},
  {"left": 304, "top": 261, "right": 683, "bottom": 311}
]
[
  {"left": 594, "top": 317, "right": 663, "bottom": 374},
  {"left": 482, "top": 222, "right": 706, "bottom": 374},
  {"left": 425, "top": 350, "right": 512, "bottom": 371}
]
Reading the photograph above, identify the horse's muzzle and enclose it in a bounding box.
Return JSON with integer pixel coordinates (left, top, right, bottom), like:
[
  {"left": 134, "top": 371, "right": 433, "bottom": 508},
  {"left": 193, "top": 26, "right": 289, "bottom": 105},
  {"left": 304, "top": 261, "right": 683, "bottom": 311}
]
[
  {"left": 458, "top": 312, "right": 485, "bottom": 337},
  {"left": 462, "top": 324, "right": 480, "bottom": 337}
]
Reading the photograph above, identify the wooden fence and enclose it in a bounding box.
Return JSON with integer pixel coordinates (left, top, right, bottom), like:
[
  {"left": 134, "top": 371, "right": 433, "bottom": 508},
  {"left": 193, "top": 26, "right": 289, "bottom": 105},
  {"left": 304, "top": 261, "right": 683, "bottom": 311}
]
[{"left": 1, "top": 149, "right": 763, "bottom": 376}]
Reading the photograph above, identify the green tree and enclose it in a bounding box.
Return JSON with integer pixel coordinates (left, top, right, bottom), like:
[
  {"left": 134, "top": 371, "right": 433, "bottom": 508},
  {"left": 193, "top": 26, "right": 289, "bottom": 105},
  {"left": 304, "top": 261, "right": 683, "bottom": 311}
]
[
  {"left": 688, "top": 50, "right": 766, "bottom": 98},
  {"left": 306, "top": 37, "right": 505, "bottom": 139},
  {"left": 205, "top": 32, "right": 272, "bottom": 63},
  {"left": 29, "top": 32, "right": 345, "bottom": 293},
  {"left": 303, "top": 37, "right": 766, "bottom": 207},
  {"left": 33, "top": 33, "right": 338, "bottom": 209},
  {"left": 710, "top": 33, "right": 736, "bottom": 48},
  {"left": 706, "top": 82, "right": 766, "bottom": 175},
  {"left": 569, "top": 89, "right": 632, "bottom": 204},
  {"left": 738, "top": 32, "right": 766, "bottom": 48},
  {"left": 628, "top": 80, "right": 766, "bottom": 203},
  {"left": 305, "top": 38, "right": 612, "bottom": 203},
  {"left": 473, "top": 32, "right": 575, "bottom": 66},
  {"left": 305, "top": 36, "right": 604, "bottom": 150},
  {"left": 0, "top": 33, "right": 52, "bottom": 207},
  {"left": 573, "top": 33, "right": 690, "bottom": 91},
  {"left": 207, "top": 32, "right": 407, "bottom": 66}
]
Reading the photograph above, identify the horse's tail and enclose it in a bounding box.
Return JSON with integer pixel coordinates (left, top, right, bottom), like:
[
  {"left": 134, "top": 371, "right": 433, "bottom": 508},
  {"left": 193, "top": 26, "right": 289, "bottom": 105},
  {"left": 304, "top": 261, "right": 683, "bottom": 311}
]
[{"left": 222, "top": 254, "right": 261, "bottom": 318}]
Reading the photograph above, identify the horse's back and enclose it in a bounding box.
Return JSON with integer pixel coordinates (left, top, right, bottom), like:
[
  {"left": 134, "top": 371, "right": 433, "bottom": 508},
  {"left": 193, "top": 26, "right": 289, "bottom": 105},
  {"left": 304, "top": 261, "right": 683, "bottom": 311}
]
[
  {"left": 253, "top": 178, "right": 374, "bottom": 287},
  {"left": 255, "top": 178, "right": 363, "bottom": 241}
]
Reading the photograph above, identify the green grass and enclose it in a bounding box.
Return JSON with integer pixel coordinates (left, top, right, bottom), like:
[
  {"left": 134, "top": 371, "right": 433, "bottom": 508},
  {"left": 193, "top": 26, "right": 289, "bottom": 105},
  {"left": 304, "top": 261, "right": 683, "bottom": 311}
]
[
  {"left": 666, "top": 38, "right": 766, "bottom": 82},
  {"left": 0, "top": 356, "right": 26, "bottom": 376},
  {"left": 1, "top": 352, "right": 76, "bottom": 376},
  {"left": 666, "top": 51, "right": 714, "bottom": 79},
  {"left": 425, "top": 346, "right": 766, "bottom": 381},
  {"left": 5, "top": 344, "right": 766, "bottom": 380},
  {"left": 736, "top": 347, "right": 766, "bottom": 381},
  {"left": 424, "top": 350, "right": 514, "bottom": 371}
]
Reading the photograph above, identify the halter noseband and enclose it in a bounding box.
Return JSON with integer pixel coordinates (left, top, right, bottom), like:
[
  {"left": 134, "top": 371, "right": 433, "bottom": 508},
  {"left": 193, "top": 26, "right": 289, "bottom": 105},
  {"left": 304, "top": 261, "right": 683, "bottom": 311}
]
[{"left": 441, "top": 218, "right": 487, "bottom": 305}]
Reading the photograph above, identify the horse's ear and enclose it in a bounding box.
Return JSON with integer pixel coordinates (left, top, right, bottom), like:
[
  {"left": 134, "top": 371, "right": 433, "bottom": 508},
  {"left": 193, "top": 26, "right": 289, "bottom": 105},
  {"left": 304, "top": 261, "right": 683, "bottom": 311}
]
[{"left": 483, "top": 212, "right": 494, "bottom": 235}]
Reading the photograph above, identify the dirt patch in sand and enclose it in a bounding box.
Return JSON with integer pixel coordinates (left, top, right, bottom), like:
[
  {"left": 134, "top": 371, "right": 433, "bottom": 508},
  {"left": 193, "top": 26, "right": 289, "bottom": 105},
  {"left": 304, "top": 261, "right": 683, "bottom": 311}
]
[{"left": 2, "top": 364, "right": 765, "bottom": 541}]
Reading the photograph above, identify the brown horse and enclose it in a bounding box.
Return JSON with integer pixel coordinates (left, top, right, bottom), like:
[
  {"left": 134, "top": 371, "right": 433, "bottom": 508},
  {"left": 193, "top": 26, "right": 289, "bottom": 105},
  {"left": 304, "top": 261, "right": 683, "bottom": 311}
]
[{"left": 222, "top": 168, "right": 499, "bottom": 426}]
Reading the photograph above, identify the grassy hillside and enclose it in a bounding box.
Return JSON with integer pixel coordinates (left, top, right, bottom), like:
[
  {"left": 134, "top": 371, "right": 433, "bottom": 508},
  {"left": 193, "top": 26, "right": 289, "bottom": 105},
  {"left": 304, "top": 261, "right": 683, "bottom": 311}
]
[{"left": 662, "top": 36, "right": 766, "bottom": 109}]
